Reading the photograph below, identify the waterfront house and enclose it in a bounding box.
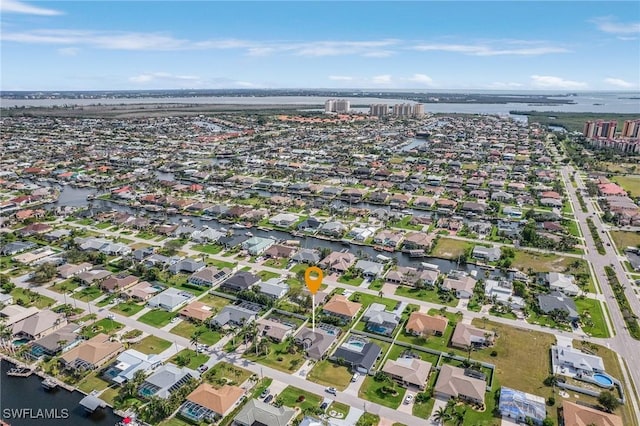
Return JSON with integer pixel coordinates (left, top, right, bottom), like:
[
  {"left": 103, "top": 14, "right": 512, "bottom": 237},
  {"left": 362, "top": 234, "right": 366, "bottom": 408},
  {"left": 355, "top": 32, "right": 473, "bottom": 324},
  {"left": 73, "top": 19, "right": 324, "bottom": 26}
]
[
  {"left": 263, "top": 244, "right": 296, "bottom": 260},
  {"left": 330, "top": 339, "right": 381, "bottom": 374},
  {"left": 382, "top": 357, "right": 432, "bottom": 390},
  {"left": 322, "top": 294, "right": 362, "bottom": 323},
  {"left": 103, "top": 349, "right": 162, "bottom": 384},
  {"left": 0, "top": 305, "right": 39, "bottom": 326},
  {"left": 180, "top": 383, "right": 244, "bottom": 421},
  {"left": 297, "top": 217, "right": 322, "bottom": 232},
  {"left": 187, "top": 266, "right": 231, "bottom": 287},
  {"left": 242, "top": 236, "right": 276, "bottom": 256},
  {"left": 403, "top": 232, "right": 434, "bottom": 251},
  {"left": 373, "top": 230, "right": 404, "bottom": 248},
  {"left": 291, "top": 248, "right": 321, "bottom": 264},
  {"left": 211, "top": 305, "right": 258, "bottom": 327},
  {"left": 60, "top": 333, "right": 124, "bottom": 370},
  {"left": 138, "top": 363, "right": 200, "bottom": 399},
  {"left": 441, "top": 272, "right": 476, "bottom": 298},
  {"left": 538, "top": 272, "right": 580, "bottom": 296},
  {"left": 484, "top": 279, "right": 526, "bottom": 310},
  {"left": 362, "top": 303, "right": 399, "bottom": 336},
  {"left": 385, "top": 266, "right": 439, "bottom": 288},
  {"left": 233, "top": 398, "right": 296, "bottom": 426},
  {"left": 220, "top": 271, "right": 260, "bottom": 292},
  {"left": 472, "top": 246, "right": 501, "bottom": 262},
  {"left": 434, "top": 364, "right": 486, "bottom": 406},
  {"left": 30, "top": 323, "right": 81, "bottom": 357},
  {"left": 319, "top": 251, "right": 356, "bottom": 273},
  {"left": 147, "top": 288, "right": 195, "bottom": 311},
  {"left": 269, "top": 213, "right": 299, "bottom": 228},
  {"left": 294, "top": 327, "right": 338, "bottom": 360},
  {"left": 12, "top": 309, "right": 66, "bottom": 340},
  {"left": 319, "top": 221, "right": 347, "bottom": 237},
  {"left": 405, "top": 312, "right": 448, "bottom": 337},
  {"left": 451, "top": 323, "right": 495, "bottom": 349},
  {"left": 354, "top": 260, "right": 384, "bottom": 278}
]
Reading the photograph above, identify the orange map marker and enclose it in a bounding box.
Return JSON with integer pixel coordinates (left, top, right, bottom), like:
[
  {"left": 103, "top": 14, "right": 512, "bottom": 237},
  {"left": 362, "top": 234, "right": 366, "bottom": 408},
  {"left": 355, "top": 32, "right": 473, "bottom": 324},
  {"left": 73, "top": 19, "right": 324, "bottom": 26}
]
[
  {"left": 305, "top": 266, "right": 323, "bottom": 332},
  {"left": 304, "top": 266, "right": 323, "bottom": 294}
]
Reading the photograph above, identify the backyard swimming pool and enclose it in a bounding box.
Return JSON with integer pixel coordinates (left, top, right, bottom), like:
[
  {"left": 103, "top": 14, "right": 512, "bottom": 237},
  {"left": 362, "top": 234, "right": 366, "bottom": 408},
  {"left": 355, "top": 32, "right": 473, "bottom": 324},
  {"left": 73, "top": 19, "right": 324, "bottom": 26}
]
[{"left": 593, "top": 373, "right": 614, "bottom": 387}]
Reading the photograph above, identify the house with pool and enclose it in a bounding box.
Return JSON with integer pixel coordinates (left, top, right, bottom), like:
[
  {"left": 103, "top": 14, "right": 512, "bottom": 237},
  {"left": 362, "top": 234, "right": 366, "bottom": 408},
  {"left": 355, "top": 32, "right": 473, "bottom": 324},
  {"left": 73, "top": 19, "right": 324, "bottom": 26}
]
[
  {"left": 329, "top": 336, "right": 382, "bottom": 374},
  {"left": 138, "top": 363, "right": 200, "bottom": 399},
  {"left": 361, "top": 303, "right": 400, "bottom": 336}
]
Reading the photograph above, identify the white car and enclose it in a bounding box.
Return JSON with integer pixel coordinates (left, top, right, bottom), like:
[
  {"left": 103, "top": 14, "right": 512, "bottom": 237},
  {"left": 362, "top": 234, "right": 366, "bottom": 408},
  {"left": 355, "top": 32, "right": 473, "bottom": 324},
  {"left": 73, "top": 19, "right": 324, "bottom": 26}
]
[
  {"left": 170, "top": 317, "right": 179, "bottom": 323},
  {"left": 325, "top": 387, "right": 337, "bottom": 395},
  {"left": 107, "top": 314, "right": 115, "bottom": 320},
  {"left": 404, "top": 394, "right": 414, "bottom": 404}
]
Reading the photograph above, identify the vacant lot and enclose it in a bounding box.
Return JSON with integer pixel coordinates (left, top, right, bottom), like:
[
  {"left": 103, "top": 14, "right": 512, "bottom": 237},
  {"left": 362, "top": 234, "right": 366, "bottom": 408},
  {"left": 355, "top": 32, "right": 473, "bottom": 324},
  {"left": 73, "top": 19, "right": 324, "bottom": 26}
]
[
  {"left": 243, "top": 340, "right": 305, "bottom": 372},
  {"left": 610, "top": 231, "right": 640, "bottom": 252},
  {"left": 575, "top": 297, "right": 609, "bottom": 338},
  {"left": 612, "top": 175, "right": 640, "bottom": 198},
  {"left": 168, "top": 349, "right": 209, "bottom": 370},
  {"left": 110, "top": 301, "right": 145, "bottom": 317},
  {"left": 170, "top": 321, "right": 222, "bottom": 346},
  {"left": 430, "top": 238, "right": 472, "bottom": 260},
  {"left": 359, "top": 375, "right": 406, "bottom": 409},
  {"left": 307, "top": 360, "right": 352, "bottom": 390},
  {"left": 277, "top": 386, "right": 323, "bottom": 412},
  {"left": 511, "top": 250, "right": 584, "bottom": 273},
  {"left": 10, "top": 288, "right": 55, "bottom": 309},
  {"left": 138, "top": 309, "right": 177, "bottom": 327},
  {"left": 204, "top": 362, "right": 252, "bottom": 388},
  {"left": 130, "top": 335, "right": 172, "bottom": 354}
]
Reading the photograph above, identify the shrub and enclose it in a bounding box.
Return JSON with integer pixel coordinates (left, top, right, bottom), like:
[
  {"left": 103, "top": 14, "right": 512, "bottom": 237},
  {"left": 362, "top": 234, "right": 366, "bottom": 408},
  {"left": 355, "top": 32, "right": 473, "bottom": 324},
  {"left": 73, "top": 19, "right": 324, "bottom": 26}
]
[
  {"left": 547, "top": 396, "right": 555, "bottom": 406},
  {"left": 490, "top": 350, "right": 498, "bottom": 357},
  {"left": 297, "top": 395, "right": 305, "bottom": 402}
]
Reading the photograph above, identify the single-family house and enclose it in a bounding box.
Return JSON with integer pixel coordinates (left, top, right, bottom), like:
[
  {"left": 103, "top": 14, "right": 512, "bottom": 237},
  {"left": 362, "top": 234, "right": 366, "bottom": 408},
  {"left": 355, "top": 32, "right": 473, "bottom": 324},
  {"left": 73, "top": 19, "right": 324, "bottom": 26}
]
[
  {"left": 211, "top": 305, "right": 258, "bottom": 327},
  {"left": 257, "top": 278, "right": 289, "bottom": 299},
  {"left": 291, "top": 248, "right": 321, "bottom": 265},
  {"left": 100, "top": 275, "right": 139, "bottom": 293},
  {"left": 242, "top": 236, "right": 276, "bottom": 256},
  {"left": 60, "top": 333, "right": 124, "bottom": 370},
  {"left": 561, "top": 401, "right": 622, "bottom": 426},
  {"left": 319, "top": 221, "right": 347, "bottom": 237},
  {"left": 451, "top": 323, "right": 495, "bottom": 349},
  {"left": 538, "top": 272, "right": 580, "bottom": 296},
  {"left": 263, "top": 244, "right": 296, "bottom": 260},
  {"left": 0, "top": 305, "right": 39, "bottom": 326},
  {"left": 552, "top": 345, "right": 605, "bottom": 374},
  {"left": 294, "top": 327, "right": 338, "bottom": 360},
  {"left": 138, "top": 363, "right": 200, "bottom": 399},
  {"left": 472, "top": 246, "right": 502, "bottom": 262},
  {"left": 319, "top": 252, "right": 356, "bottom": 273},
  {"left": 12, "top": 309, "right": 66, "bottom": 340},
  {"left": 354, "top": 260, "right": 384, "bottom": 278},
  {"left": 30, "top": 324, "right": 81, "bottom": 357},
  {"left": 322, "top": 295, "right": 362, "bottom": 323},
  {"left": 484, "top": 279, "right": 526, "bottom": 310},
  {"left": 373, "top": 230, "right": 404, "bottom": 248},
  {"left": 269, "top": 213, "right": 300, "bottom": 228},
  {"left": 180, "top": 384, "right": 245, "bottom": 421},
  {"left": 297, "top": 217, "right": 322, "bottom": 232},
  {"left": 405, "top": 312, "right": 448, "bottom": 337},
  {"left": 362, "top": 303, "right": 399, "bottom": 336},
  {"left": 147, "top": 288, "right": 195, "bottom": 311},
  {"left": 382, "top": 357, "right": 432, "bottom": 390},
  {"left": 498, "top": 387, "right": 547, "bottom": 426},
  {"left": 386, "top": 266, "right": 439, "bottom": 288},
  {"left": 103, "top": 349, "right": 162, "bottom": 384},
  {"left": 125, "top": 281, "right": 161, "bottom": 301},
  {"left": 441, "top": 272, "right": 476, "bottom": 299},
  {"left": 256, "top": 318, "right": 294, "bottom": 343},
  {"left": 168, "top": 258, "right": 205, "bottom": 274},
  {"left": 233, "top": 398, "right": 296, "bottom": 426},
  {"left": 434, "top": 364, "right": 486, "bottom": 406},
  {"left": 221, "top": 271, "right": 260, "bottom": 292},
  {"left": 57, "top": 262, "right": 93, "bottom": 279},
  {"left": 330, "top": 339, "right": 381, "bottom": 374},
  {"left": 403, "top": 232, "right": 434, "bottom": 251},
  {"left": 188, "top": 267, "right": 231, "bottom": 288},
  {"left": 537, "top": 292, "right": 579, "bottom": 321},
  {"left": 179, "top": 301, "right": 215, "bottom": 322},
  {"left": 77, "top": 269, "right": 112, "bottom": 285}
]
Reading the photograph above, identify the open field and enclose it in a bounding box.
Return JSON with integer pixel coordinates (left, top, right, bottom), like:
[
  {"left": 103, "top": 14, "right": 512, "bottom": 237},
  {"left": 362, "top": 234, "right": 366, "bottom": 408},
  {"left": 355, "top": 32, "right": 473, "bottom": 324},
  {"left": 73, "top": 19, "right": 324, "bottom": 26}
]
[
  {"left": 610, "top": 231, "right": 640, "bottom": 252},
  {"left": 130, "top": 335, "right": 172, "bottom": 354},
  {"left": 307, "top": 360, "right": 352, "bottom": 390},
  {"left": 203, "top": 362, "right": 251, "bottom": 388},
  {"left": 612, "top": 175, "right": 640, "bottom": 198},
  {"left": 430, "top": 238, "right": 472, "bottom": 260},
  {"left": 575, "top": 297, "right": 609, "bottom": 338},
  {"left": 511, "top": 250, "right": 586, "bottom": 274},
  {"left": 170, "top": 321, "right": 222, "bottom": 346},
  {"left": 138, "top": 309, "right": 177, "bottom": 327},
  {"left": 277, "top": 385, "right": 323, "bottom": 412}
]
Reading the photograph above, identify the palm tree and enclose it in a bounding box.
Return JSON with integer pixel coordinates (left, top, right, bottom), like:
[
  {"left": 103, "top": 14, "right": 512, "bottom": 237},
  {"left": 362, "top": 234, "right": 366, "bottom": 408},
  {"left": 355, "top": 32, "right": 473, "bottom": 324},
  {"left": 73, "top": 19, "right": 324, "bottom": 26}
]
[
  {"left": 190, "top": 329, "right": 204, "bottom": 349},
  {"left": 0, "top": 323, "right": 12, "bottom": 342},
  {"left": 432, "top": 406, "right": 451, "bottom": 425},
  {"left": 464, "top": 344, "right": 475, "bottom": 363}
]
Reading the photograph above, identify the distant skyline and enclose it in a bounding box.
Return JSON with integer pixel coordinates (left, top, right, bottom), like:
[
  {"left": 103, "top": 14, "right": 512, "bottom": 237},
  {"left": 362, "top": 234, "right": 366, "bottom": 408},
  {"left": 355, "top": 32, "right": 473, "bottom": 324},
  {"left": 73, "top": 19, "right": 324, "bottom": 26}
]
[{"left": 1, "top": 1, "right": 639, "bottom": 91}]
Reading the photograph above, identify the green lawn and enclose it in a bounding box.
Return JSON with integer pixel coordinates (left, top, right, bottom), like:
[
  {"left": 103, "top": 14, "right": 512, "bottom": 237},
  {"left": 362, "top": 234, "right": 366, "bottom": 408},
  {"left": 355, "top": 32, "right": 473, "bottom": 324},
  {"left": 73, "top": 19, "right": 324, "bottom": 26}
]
[
  {"left": 610, "top": 230, "right": 640, "bottom": 252},
  {"left": 170, "top": 321, "right": 222, "bottom": 345},
  {"left": 263, "top": 258, "right": 288, "bottom": 269},
  {"left": 243, "top": 339, "right": 305, "bottom": 372},
  {"left": 198, "top": 293, "right": 232, "bottom": 310},
  {"left": 276, "top": 386, "right": 323, "bottom": 412},
  {"left": 77, "top": 371, "right": 111, "bottom": 393},
  {"left": 575, "top": 297, "right": 610, "bottom": 338},
  {"left": 337, "top": 273, "right": 364, "bottom": 286},
  {"left": 394, "top": 286, "right": 459, "bottom": 307},
  {"left": 72, "top": 286, "right": 103, "bottom": 301},
  {"left": 203, "top": 362, "right": 252, "bottom": 388},
  {"left": 511, "top": 250, "right": 585, "bottom": 273},
  {"left": 348, "top": 291, "right": 398, "bottom": 310},
  {"left": 431, "top": 238, "right": 472, "bottom": 260},
  {"left": 257, "top": 270, "right": 280, "bottom": 281},
  {"left": 138, "top": 309, "right": 177, "bottom": 327},
  {"left": 328, "top": 401, "right": 350, "bottom": 418},
  {"left": 110, "top": 301, "right": 145, "bottom": 317},
  {"left": 358, "top": 375, "right": 406, "bottom": 409},
  {"left": 159, "top": 417, "right": 193, "bottom": 426},
  {"left": 357, "top": 413, "right": 380, "bottom": 426},
  {"left": 612, "top": 175, "right": 640, "bottom": 198},
  {"left": 396, "top": 323, "right": 455, "bottom": 354},
  {"left": 168, "top": 349, "right": 209, "bottom": 370},
  {"left": 96, "top": 294, "right": 117, "bottom": 307},
  {"left": 192, "top": 244, "right": 223, "bottom": 255},
  {"left": 290, "top": 263, "right": 307, "bottom": 274},
  {"left": 131, "top": 335, "right": 172, "bottom": 354},
  {"left": 307, "top": 360, "right": 353, "bottom": 390},
  {"left": 81, "top": 318, "right": 124, "bottom": 338},
  {"left": 10, "top": 288, "right": 55, "bottom": 309},
  {"left": 209, "top": 259, "right": 237, "bottom": 269},
  {"left": 49, "top": 279, "right": 80, "bottom": 293}
]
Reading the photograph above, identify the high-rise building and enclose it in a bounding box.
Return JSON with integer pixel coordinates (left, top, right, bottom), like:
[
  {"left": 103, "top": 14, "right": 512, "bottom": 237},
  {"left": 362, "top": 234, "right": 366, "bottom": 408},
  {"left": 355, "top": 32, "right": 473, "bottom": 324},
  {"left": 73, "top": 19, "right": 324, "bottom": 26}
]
[
  {"left": 369, "top": 104, "right": 389, "bottom": 117},
  {"left": 335, "top": 99, "right": 350, "bottom": 113},
  {"left": 393, "top": 103, "right": 413, "bottom": 117},
  {"left": 413, "top": 103, "right": 425, "bottom": 117},
  {"left": 583, "top": 120, "right": 617, "bottom": 139},
  {"left": 622, "top": 119, "right": 640, "bottom": 139},
  {"left": 324, "top": 99, "right": 337, "bottom": 113},
  {"left": 583, "top": 121, "right": 596, "bottom": 138}
]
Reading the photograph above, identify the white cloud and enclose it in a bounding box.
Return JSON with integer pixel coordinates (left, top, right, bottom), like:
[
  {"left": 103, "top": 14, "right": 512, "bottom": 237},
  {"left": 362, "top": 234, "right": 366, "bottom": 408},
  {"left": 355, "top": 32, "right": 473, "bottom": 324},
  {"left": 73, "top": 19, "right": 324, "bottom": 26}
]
[
  {"left": 0, "top": 0, "right": 63, "bottom": 16},
  {"left": 371, "top": 75, "right": 392, "bottom": 85},
  {"left": 591, "top": 16, "right": 640, "bottom": 34},
  {"left": 129, "top": 72, "right": 200, "bottom": 84},
  {"left": 487, "top": 82, "right": 524, "bottom": 89},
  {"left": 530, "top": 75, "right": 588, "bottom": 89},
  {"left": 128, "top": 72, "right": 260, "bottom": 89},
  {"left": 361, "top": 50, "right": 393, "bottom": 58},
  {"left": 604, "top": 78, "right": 635, "bottom": 89},
  {"left": 412, "top": 43, "right": 568, "bottom": 56},
  {"left": 408, "top": 74, "right": 434, "bottom": 85},
  {"left": 616, "top": 36, "right": 638, "bottom": 41},
  {"left": 328, "top": 76, "right": 354, "bottom": 81},
  {"left": 57, "top": 47, "right": 80, "bottom": 56}
]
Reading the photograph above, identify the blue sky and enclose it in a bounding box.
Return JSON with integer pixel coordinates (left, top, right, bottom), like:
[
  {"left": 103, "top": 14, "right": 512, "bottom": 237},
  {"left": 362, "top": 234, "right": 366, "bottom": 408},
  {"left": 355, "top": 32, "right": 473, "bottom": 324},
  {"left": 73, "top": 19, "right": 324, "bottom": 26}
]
[{"left": 1, "top": 1, "right": 639, "bottom": 91}]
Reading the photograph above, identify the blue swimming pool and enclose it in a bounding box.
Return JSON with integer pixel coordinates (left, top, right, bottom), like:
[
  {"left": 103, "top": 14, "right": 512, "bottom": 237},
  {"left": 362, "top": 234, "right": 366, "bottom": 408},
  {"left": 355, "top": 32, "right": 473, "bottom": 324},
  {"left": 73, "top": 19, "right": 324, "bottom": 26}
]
[
  {"left": 593, "top": 373, "right": 614, "bottom": 387},
  {"left": 12, "top": 339, "right": 29, "bottom": 346}
]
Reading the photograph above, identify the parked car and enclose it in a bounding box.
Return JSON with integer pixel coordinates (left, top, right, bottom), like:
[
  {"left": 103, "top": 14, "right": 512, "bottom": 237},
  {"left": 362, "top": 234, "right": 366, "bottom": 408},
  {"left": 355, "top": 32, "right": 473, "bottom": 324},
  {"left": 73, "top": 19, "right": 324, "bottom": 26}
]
[
  {"left": 263, "top": 394, "right": 274, "bottom": 404},
  {"left": 404, "top": 394, "right": 414, "bottom": 404},
  {"left": 260, "top": 388, "right": 270, "bottom": 399},
  {"left": 197, "top": 364, "right": 209, "bottom": 373},
  {"left": 325, "top": 387, "right": 337, "bottom": 395},
  {"left": 351, "top": 373, "right": 360, "bottom": 382},
  {"left": 320, "top": 402, "right": 328, "bottom": 410}
]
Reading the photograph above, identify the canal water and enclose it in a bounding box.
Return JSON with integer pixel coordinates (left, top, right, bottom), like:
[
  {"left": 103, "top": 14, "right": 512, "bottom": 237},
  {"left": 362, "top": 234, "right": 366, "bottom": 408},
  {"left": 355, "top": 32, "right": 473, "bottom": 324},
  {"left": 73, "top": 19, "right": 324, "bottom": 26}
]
[
  {"left": 0, "top": 360, "right": 121, "bottom": 426},
  {"left": 48, "top": 185, "right": 506, "bottom": 278}
]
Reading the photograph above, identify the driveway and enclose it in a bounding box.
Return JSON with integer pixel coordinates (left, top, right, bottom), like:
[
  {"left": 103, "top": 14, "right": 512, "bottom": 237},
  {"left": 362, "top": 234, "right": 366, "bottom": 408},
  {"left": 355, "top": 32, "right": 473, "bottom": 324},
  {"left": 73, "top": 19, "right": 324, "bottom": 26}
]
[
  {"left": 397, "top": 395, "right": 414, "bottom": 414},
  {"left": 429, "top": 396, "right": 450, "bottom": 425},
  {"left": 501, "top": 416, "right": 520, "bottom": 426},
  {"left": 343, "top": 374, "right": 363, "bottom": 396}
]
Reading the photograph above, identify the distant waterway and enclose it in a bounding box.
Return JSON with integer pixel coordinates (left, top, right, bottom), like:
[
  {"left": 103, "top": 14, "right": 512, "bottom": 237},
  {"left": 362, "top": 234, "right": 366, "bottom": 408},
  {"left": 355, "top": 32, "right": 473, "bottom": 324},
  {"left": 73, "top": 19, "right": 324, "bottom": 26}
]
[
  {"left": 2, "top": 93, "right": 639, "bottom": 113},
  {"left": 0, "top": 360, "right": 121, "bottom": 426}
]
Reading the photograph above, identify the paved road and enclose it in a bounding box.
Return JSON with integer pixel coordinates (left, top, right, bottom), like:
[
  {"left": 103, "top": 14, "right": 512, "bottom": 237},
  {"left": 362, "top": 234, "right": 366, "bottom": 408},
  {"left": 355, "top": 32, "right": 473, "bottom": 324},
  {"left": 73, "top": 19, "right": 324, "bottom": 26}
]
[{"left": 561, "top": 165, "right": 640, "bottom": 416}]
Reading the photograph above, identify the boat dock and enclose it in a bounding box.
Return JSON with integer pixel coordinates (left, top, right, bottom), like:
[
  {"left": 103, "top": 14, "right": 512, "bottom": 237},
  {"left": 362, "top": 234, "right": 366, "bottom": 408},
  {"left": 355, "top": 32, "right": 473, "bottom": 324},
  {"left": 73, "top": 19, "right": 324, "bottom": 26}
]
[
  {"left": 80, "top": 391, "right": 107, "bottom": 413},
  {"left": 7, "top": 367, "right": 32, "bottom": 377}
]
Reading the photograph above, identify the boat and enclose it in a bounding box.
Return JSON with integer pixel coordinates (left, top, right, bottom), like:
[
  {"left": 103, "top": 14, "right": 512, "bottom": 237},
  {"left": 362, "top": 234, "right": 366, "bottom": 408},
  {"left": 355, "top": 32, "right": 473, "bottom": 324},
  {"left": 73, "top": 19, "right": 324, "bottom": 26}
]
[
  {"left": 166, "top": 207, "right": 178, "bottom": 215},
  {"left": 201, "top": 215, "right": 214, "bottom": 221},
  {"left": 219, "top": 227, "right": 227, "bottom": 232},
  {"left": 245, "top": 231, "right": 254, "bottom": 237},
  {"left": 42, "top": 377, "right": 58, "bottom": 390},
  {"left": 231, "top": 223, "right": 246, "bottom": 229},
  {"left": 373, "top": 245, "right": 384, "bottom": 252},
  {"left": 86, "top": 194, "right": 96, "bottom": 201},
  {"left": 340, "top": 239, "right": 351, "bottom": 246},
  {"left": 420, "top": 262, "right": 440, "bottom": 271}
]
